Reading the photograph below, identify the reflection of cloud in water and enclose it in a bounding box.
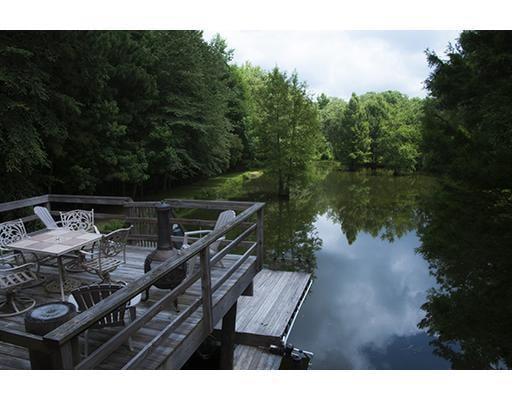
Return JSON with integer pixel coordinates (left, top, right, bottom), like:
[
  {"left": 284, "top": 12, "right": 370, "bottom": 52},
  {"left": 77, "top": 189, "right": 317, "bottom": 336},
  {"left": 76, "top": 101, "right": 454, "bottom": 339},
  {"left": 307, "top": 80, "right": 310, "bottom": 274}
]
[{"left": 287, "top": 214, "right": 437, "bottom": 369}]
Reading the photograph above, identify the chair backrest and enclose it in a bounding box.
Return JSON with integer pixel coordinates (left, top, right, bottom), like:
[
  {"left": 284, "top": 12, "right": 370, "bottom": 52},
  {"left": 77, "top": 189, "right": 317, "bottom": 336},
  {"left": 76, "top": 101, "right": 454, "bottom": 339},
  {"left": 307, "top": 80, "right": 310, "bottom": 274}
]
[
  {"left": 71, "top": 284, "right": 126, "bottom": 328},
  {"left": 100, "top": 226, "right": 133, "bottom": 258},
  {"left": 60, "top": 209, "right": 95, "bottom": 232},
  {"left": 211, "top": 210, "right": 236, "bottom": 252},
  {"left": 214, "top": 210, "right": 236, "bottom": 231},
  {"left": 34, "top": 206, "right": 59, "bottom": 229},
  {"left": 0, "top": 219, "right": 28, "bottom": 249}
]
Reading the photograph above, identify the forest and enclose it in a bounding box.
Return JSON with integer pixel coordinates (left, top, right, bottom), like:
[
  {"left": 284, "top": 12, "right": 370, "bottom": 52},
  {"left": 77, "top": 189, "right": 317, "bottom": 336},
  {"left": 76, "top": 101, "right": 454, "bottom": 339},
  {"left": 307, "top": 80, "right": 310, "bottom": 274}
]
[{"left": 1, "top": 30, "right": 511, "bottom": 202}]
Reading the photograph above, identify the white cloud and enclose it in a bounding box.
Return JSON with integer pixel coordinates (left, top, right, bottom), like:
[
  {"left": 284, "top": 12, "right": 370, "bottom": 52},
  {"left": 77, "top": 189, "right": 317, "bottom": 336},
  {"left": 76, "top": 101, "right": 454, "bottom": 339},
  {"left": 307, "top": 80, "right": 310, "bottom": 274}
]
[{"left": 204, "top": 30, "right": 460, "bottom": 99}]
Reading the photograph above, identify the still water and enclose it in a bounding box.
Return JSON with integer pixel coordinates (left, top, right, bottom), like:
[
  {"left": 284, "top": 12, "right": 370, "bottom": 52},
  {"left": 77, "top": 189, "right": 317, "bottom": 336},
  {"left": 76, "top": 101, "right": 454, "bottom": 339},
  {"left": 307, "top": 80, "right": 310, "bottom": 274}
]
[{"left": 166, "top": 163, "right": 511, "bottom": 369}]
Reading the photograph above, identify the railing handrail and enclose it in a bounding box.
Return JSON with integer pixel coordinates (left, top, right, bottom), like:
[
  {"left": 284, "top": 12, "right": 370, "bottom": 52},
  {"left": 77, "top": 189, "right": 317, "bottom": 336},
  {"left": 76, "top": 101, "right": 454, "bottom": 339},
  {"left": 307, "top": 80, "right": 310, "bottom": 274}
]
[
  {"left": 48, "top": 194, "right": 134, "bottom": 205},
  {"left": 43, "top": 201, "right": 265, "bottom": 345},
  {"left": 125, "top": 198, "right": 256, "bottom": 211},
  {"left": 0, "top": 194, "right": 133, "bottom": 215},
  {"left": 0, "top": 194, "right": 50, "bottom": 213}
]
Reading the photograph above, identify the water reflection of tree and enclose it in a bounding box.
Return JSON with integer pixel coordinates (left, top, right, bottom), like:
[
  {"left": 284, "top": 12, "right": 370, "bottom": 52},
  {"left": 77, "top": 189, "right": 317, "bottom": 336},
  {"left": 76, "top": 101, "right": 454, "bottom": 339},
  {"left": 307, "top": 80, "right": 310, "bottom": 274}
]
[
  {"left": 325, "top": 172, "right": 436, "bottom": 244},
  {"left": 417, "top": 186, "right": 512, "bottom": 369},
  {"left": 260, "top": 164, "right": 331, "bottom": 274}
]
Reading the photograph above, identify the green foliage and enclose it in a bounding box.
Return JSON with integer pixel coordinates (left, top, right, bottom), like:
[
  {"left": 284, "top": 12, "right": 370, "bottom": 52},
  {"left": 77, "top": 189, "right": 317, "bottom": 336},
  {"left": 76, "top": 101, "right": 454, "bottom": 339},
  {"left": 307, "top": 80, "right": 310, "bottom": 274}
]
[
  {"left": 337, "top": 94, "right": 371, "bottom": 171},
  {"left": 422, "top": 30, "right": 512, "bottom": 191},
  {"left": 96, "top": 219, "right": 127, "bottom": 234},
  {"left": 320, "top": 91, "right": 423, "bottom": 174},
  {"left": 0, "top": 31, "right": 247, "bottom": 201},
  {"left": 252, "top": 67, "right": 323, "bottom": 196}
]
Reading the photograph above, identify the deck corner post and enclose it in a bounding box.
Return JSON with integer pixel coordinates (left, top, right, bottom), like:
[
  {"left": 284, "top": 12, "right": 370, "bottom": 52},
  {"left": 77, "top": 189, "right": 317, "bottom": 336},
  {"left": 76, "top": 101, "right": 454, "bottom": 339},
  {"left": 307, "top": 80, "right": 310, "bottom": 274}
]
[
  {"left": 40, "top": 338, "right": 79, "bottom": 370},
  {"left": 256, "top": 207, "right": 264, "bottom": 272},
  {"left": 242, "top": 281, "right": 254, "bottom": 296},
  {"left": 220, "top": 300, "right": 237, "bottom": 370},
  {"left": 200, "top": 247, "right": 213, "bottom": 333}
]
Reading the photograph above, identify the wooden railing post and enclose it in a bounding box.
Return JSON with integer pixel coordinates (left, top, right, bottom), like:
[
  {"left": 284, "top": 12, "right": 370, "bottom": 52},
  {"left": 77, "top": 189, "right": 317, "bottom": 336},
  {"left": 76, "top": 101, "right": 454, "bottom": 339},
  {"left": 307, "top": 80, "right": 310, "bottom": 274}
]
[
  {"left": 220, "top": 300, "right": 237, "bottom": 369},
  {"left": 256, "top": 207, "right": 264, "bottom": 271},
  {"left": 46, "top": 338, "right": 80, "bottom": 369},
  {"left": 200, "top": 247, "right": 213, "bottom": 333}
]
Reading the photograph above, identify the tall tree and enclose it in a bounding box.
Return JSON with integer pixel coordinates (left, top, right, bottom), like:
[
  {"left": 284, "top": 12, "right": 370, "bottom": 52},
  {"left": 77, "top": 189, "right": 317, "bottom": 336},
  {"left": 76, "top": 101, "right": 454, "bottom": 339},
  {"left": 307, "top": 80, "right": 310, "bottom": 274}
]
[
  {"left": 254, "top": 68, "right": 322, "bottom": 196},
  {"left": 422, "top": 30, "right": 512, "bottom": 190},
  {"left": 338, "top": 94, "right": 371, "bottom": 171}
]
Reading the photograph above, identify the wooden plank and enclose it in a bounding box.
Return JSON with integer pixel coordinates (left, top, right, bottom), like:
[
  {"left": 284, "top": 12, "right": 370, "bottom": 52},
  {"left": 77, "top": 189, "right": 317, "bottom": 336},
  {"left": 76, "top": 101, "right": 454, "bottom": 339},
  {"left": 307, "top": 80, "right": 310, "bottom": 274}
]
[
  {"left": 216, "top": 270, "right": 311, "bottom": 344},
  {"left": 233, "top": 345, "right": 281, "bottom": 370},
  {"left": 165, "top": 199, "right": 258, "bottom": 211},
  {"left": 0, "top": 195, "right": 50, "bottom": 213},
  {"left": 48, "top": 194, "right": 132, "bottom": 205}
]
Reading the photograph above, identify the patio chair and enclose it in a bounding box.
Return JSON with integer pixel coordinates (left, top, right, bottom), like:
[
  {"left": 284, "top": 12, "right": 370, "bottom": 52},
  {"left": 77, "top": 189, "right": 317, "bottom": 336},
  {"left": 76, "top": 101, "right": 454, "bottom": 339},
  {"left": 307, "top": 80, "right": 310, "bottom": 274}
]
[
  {"left": 58, "top": 209, "right": 101, "bottom": 272},
  {"left": 0, "top": 262, "right": 38, "bottom": 317},
  {"left": 60, "top": 209, "right": 100, "bottom": 234},
  {"left": 0, "top": 219, "right": 43, "bottom": 278},
  {"left": 181, "top": 210, "right": 236, "bottom": 273},
  {"left": 77, "top": 226, "right": 133, "bottom": 284},
  {"left": 33, "top": 206, "right": 60, "bottom": 229},
  {"left": 70, "top": 283, "right": 136, "bottom": 356}
]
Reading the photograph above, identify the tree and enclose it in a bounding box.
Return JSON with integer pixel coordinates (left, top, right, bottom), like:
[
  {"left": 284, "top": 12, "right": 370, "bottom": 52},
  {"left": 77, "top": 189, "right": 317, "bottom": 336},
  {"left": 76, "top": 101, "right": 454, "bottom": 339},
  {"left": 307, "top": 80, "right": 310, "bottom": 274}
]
[
  {"left": 319, "top": 97, "right": 346, "bottom": 161},
  {"left": 254, "top": 68, "right": 322, "bottom": 196},
  {"left": 361, "top": 92, "right": 389, "bottom": 172},
  {"left": 337, "top": 94, "right": 371, "bottom": 171},
  {"left": 0, "top": 31, "right": 251, "bottom": 200},
  {"left": 422, "top": 30, "right": 512, "bottom": 190}
]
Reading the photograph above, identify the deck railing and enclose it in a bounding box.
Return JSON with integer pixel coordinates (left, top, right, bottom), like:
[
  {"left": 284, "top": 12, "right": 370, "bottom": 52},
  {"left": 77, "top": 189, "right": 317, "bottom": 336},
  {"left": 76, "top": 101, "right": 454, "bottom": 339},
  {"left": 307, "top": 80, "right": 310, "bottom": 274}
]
[{"left": 0, "top": 194, "right": 264, "bottom": 369}]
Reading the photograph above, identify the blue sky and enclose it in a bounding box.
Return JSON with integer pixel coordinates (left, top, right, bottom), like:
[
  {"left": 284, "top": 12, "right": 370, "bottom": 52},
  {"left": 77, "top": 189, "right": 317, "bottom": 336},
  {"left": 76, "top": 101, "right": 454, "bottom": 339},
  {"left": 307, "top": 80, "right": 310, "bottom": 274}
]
[{"left": 204, "top": 30, "right": 460, "bottom": 100}]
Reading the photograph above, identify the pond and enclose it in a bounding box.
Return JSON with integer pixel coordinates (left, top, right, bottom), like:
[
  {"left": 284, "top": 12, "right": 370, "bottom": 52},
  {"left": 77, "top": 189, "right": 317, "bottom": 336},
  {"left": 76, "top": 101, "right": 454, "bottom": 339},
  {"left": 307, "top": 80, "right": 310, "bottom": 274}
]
[{"left": 158, "top": 162, "right": 511, "bottom": 369}]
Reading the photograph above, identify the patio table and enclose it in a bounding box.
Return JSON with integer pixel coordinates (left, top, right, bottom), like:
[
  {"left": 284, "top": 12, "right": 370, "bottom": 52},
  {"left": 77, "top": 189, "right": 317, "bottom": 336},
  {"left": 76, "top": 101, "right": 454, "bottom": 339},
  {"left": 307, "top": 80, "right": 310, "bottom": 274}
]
[{"left": 6, "top": 228, "right": 102, "bottom": 301}]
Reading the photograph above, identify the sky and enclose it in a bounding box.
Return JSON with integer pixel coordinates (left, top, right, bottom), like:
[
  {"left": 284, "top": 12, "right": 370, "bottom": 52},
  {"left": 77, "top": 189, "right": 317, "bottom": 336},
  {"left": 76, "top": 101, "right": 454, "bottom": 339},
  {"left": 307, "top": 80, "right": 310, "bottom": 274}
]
[{"left": 203, "top": 30, "right": 460, "bottom": 100}]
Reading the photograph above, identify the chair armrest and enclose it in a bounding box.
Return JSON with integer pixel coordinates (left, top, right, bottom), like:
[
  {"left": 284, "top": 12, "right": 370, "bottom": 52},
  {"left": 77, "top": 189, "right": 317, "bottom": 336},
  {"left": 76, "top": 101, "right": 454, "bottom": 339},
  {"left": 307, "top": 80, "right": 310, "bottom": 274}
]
[
  {"left": 0, "top": 262, "right": 36, "bottom": 275},
  {"left": 78, "top": 249, "right": 95, "bottom": 257},
  {"left": 0, "top": 252, "right": 17, "bottom": 262},
  {"left": 93, "top": 225, "right": 100, "bottom": 234},
  {"left": 183, "top": 230, "right": 213, "bottom": 246},
  {"left": 184, "top": 230, "right": 213, "bottom": 237}
]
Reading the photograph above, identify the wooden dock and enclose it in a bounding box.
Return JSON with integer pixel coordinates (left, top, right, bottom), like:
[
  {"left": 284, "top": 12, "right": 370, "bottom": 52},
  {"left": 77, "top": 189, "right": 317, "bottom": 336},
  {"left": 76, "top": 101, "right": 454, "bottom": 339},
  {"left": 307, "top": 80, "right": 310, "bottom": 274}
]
[
  {"left": 216, "top": 269, "right": 312, "bottom": 370},
  {"left": 0, "top": 246, "right": 257, "bottom": 369},
  {"left": 0, "top": 194, "right": 311, "bottom": 370},
  {"left": 0, "top": 194, "right": 265, "bottom": 370}
]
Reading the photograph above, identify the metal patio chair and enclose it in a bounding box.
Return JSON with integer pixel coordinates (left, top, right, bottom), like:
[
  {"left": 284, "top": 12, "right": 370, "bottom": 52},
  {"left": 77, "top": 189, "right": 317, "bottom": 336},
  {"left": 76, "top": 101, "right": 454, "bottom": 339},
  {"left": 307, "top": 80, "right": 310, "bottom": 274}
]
[
  {"left": 77, "top": 226, "right": 132, "bottom": 284},
  {"left": 0, "top": 262, "right": 38, "bottom": 317},
  {"left": 59, "top": 209, "right": 100, "bottom": 234},
  {"left": 58, "top": 209, "right": 101, "bottom": 272},
  {"left": 0, "top": 219, "right": 44, "bottom": 279}
]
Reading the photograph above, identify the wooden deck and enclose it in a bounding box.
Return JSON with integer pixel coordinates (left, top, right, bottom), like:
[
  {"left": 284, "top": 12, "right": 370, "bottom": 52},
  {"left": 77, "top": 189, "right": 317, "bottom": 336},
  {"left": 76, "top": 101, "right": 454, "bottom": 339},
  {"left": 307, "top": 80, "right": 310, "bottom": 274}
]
[
  {"left": 218, "top": 269, "right": 312, "bottom": 370},
  {"left": 218, "top": 269, "right": 311, "bottom": 348},
  {"left": 0, "top": 245, "right": 257, "bottom": 369}
]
